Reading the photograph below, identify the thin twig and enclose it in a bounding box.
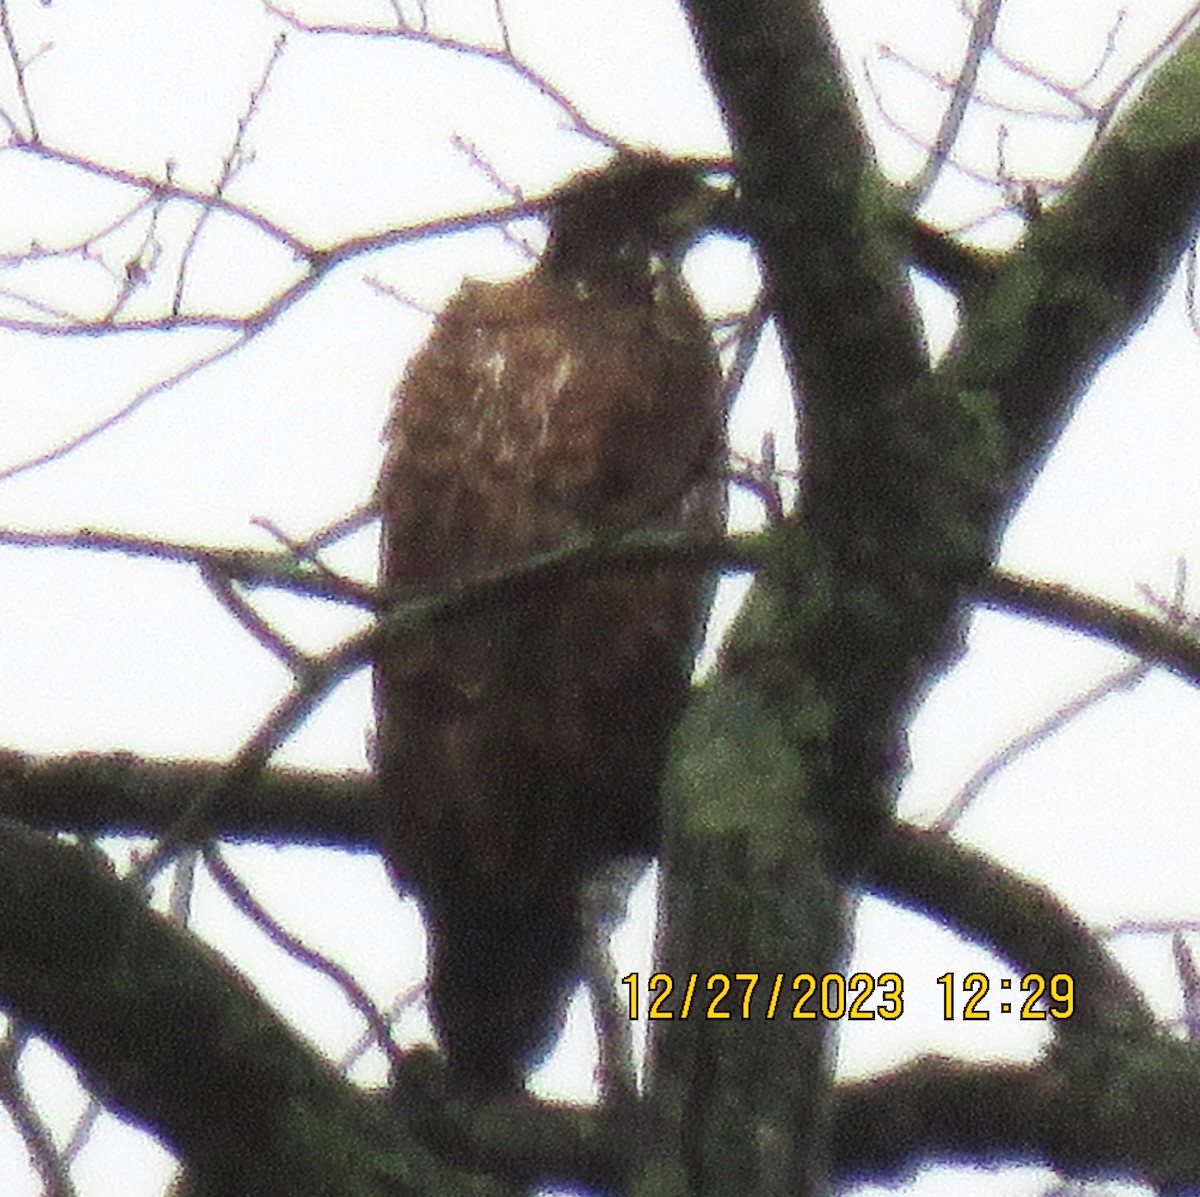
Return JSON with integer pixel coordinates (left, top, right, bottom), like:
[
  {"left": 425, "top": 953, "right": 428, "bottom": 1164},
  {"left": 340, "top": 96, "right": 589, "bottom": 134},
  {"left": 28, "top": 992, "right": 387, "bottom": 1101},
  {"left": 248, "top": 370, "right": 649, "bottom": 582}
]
[
  {"left": 942, "top": 564, "right": 1197, "bottom": 830},
  {"left": 884, "top": 41, "right": 1090, "bottom": 124},
  {"left": 202, "top": 565, "right": 308, "bottom": 672},
  {"left": 0, "top": 286, "right": 79, "bottom": 323},
  {"left": 928, "top": 659, "right": 1147, "bottom": 833},
  {"left": 1093, "top": 2, "right": 1200, "bottom": 135},
  {"left": 909, "top": 0, "right": 1002, "bottom": 207},
  {"left": 264, "top": 1, "right": 620, "bottom": 148},
  {"left": 0, "top": 150, "right": 729, "bottom": 477},
  {"left": 0, "top": 525, "right": 377, "bottom": 607},
  {"left": 104, "top": 200, "right": 166, "bottom": 322},
  {"left": 133, "top": 525, "right": 758, "bottom": 879},
  {"left": 0, "top": 0, "right": 40, "bottom": 142},
  {"left": 0, "top": 1027, "right": 75, "bottom": 1196},
  {"left": 581, "top": 858, "right": 643, "bottom": 1109},
  {"left": 362, "top": 273, "right": 440, "bottom": 315},
  {"left": 864, "top": 59, "right": 1022, "bottom": 196},
  {"left": 251, "top": 515, "right": 356, "bottom": 582},
  {"left": 984, "top": 44, "right": 1103, "bottom": 121},
  {"left": 1173, "top": 931, "right": 1200, "bottom": 1041},
  {"left": 0, "top": 309, "right": 252, "bottom": 335},
  {"left": 12, "top": 138, "right": 313, "bottom": 259},
  {"left": 491, "top": 0, "right": 512, "bottom": 57},
  {"left": 1185, "top": 244, "right": 1200, "bottom": 341},
  {"left": 720, "top": 298, "right": 769, "bottom": 414},
  {"left": 59, "top": 1100, "right": 103, "bottom": 1169},
  {"left": 202, "top": 844, "right": 404, "bottom": 1070},
  {"left": 0, "top": 191, "right": 159, "bottom": 268},
  {"left": 306, "top": 504, "right": 380, "bottom": 552},
  {"left": 0, "top": 333, "right": 250, "bottom": 481},
  {"left": 172, "top": 32, "right": 288, "bottom": 316},
  {"left": 168, "top": 847, "right": 199, "bottom": 929},
  {"left": 339, "top": 981, "right": 424, "bottom": 1072},
  {"left": 449, "top": 133, "right": 539, "bottom": 259},
  {"left": 728, "top": 446, "right": 795, "bottom": 525},
  {"left": 0, "top": 192, "right": 560, "bottom": 479}
]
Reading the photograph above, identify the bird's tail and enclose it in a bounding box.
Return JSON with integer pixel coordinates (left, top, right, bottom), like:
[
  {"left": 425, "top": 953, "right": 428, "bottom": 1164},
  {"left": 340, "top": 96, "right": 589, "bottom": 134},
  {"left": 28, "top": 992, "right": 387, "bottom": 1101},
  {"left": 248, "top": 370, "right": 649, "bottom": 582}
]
[{"left": 424, "top": 878, "right": 582, "bottom": 1096}]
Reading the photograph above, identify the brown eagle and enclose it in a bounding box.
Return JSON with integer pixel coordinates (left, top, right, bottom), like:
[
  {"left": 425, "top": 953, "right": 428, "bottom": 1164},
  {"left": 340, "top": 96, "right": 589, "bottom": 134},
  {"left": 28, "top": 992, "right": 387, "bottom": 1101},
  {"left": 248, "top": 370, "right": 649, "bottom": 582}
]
[{"left": 375, "top": 153, "right": 724, "bottom": 1094}]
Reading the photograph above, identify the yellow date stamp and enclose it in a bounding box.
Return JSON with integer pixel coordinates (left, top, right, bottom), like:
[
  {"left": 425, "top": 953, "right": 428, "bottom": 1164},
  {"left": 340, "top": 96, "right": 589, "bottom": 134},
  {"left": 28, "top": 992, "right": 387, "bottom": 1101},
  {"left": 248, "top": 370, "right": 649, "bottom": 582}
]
[
  {"left": 621, "top": 972, "right": 904, "bottom": 1021},
  {"left": 621, "top": 972, "right": 1077, "bottom": 1021}
]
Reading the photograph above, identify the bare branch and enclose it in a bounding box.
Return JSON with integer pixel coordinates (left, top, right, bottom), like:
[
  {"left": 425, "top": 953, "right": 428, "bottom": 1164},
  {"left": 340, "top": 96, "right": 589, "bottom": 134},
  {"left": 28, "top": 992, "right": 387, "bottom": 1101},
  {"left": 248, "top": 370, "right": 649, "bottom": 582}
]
[
  {"left": 0, "top": 334, "right": 250, "bottom": 481},
  {"left": 942, "top": 559, "right": 1200, "bottom": 830},
  {"left": 251, "top": 513, "right": 372, "bottom": 582},
  {"left": 0, "top": 0, "right": 40, "bottom": 142},
  {"left": 0, "top": 190, "right": 566, "bottom": 478},
  {"left": 1173, "top": 931, "right": 1200, "bottom": 1042},
  {"left": 720, "top": 298, "right": 770, "bottom": 413},
  {"left": 933, "top": 560, "right": 1198, "bottom": 829},
  {"left": 131, "top": 523, "right": 758, "bottom": 880},
  {"left": 0, "top": 187, "right": 158, "bottom": 270},
  {"left": 0, "top": 750, "right": 376, "bottom": 848},
  {"left": 101, "top": 195, "right": 170, "bottom": 323},
  {"left": 339, "top": 981, "right": 423, "bottom": 1073},
  {"left": 0, "top": 521, "right": 757, "bottom": 612},
  {"left": 167, "top": 846, "right": 199, "bottom": 928},
  {"left": 1093, "top": 2, "right": 1200, "bottom": 135},
  {"left": 264, "top": 1, "right": 620, "bottom": 147},
  {"left": 936, "top": 566, "right": 1200, "bottom": 839},
  {"left": 580, "top": 859, "right": 643, "bottom": 1111},
  {"left": 0, "top": 1027, "right": 75, "bottom": 1196},
  {"left": 0, "top": 525, "right": 377, "bottom": 606},
  {"left": 1185, "top": 242, "right": 1200, "bottom": 341},
  {"left": 304, "top": 503, "right": 379, "bottom": 553},
  {"left": 908, "top": 0, "right": 1002, "bottom": 206},
  {"left": 491, "top": 0, "right": 513, "bottom": 58},
  {"left": 448, "top": 133, "right": 540, "bottom": 259},
  {"left": 864, "top": 58, "right": 1031, "bottom": 199},
  {"left": 11, "top": 138, "right": 315, "bottom": 259},
  {"left": 202, "top": 565, "right": 309, "bottom": 672},
  {"left": 1, "top": 150, "right": 725, "bottom": 478},
  {"left": 172, "top": 32, "right": 289, "bottom": 316},
  {"left": 984, "top": 42, "right": 1107, "bottom": 122},
  {"left": 928, "top": 661, "right": 1147, "bottom": 833},
  {"left": 201, "top": 844, "right": 404, "bottom": 1071},
  {"left": 979, "top": 570, "right": 1200, "bottom": 690},
  {"left": 59, "top": 1099, "right": 102, "bottom": 1171}
]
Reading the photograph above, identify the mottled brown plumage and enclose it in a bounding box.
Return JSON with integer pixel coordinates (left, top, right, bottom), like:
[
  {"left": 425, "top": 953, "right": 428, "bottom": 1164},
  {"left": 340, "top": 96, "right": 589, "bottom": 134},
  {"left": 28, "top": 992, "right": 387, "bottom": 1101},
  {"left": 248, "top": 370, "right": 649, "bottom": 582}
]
[{"left": 375, "top": 154, "right": 724, "bottom": 1093}]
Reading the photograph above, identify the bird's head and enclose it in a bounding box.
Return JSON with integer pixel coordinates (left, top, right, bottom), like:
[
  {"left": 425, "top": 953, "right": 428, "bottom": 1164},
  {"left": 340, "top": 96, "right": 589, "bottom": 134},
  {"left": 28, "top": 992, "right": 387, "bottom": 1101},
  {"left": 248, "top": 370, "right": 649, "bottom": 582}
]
[{"left": 541, "top": 151, "right": 726, "bottom": 285}]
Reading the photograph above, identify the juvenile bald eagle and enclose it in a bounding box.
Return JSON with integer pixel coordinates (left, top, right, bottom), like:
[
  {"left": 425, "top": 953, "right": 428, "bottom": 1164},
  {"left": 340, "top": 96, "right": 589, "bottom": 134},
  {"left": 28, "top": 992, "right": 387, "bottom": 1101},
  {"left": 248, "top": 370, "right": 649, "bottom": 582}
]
[{"left": 375, "top": 153, "right": 724, "bottom": 1094}]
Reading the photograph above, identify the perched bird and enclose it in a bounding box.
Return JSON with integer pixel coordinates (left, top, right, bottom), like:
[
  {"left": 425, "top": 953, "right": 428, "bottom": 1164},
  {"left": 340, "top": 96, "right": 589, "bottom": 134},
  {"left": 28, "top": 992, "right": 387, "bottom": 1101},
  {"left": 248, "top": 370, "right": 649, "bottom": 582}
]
[{"left": 374, "top": 152, "right": 725, "bottom": 1095}]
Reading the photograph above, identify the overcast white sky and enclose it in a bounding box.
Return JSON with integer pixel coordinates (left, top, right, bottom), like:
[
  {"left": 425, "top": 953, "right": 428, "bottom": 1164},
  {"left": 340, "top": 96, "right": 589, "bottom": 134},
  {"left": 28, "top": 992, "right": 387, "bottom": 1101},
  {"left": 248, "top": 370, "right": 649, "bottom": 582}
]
[{"left": 1, "top": 2, "right": 1199, "bottom": 1194}]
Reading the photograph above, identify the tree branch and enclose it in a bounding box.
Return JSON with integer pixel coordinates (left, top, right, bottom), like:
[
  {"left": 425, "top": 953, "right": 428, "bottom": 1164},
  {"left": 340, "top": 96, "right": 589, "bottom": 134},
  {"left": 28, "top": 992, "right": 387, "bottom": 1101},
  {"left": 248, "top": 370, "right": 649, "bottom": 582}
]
[
  {"left": 833, "top": 1046, "right": 1200, "bottom": 1191},
  {"left": 949, "top": 20, "right": 1200, "bottom": 497},
  {"left": 0, "top": 819, "right": 512, "bottom": 1196},
  {"left": 981, "top": 570, "right": 1200, "bottom": 687},
  {"left": 866, "top": 823, "right": 1155, "bottom": 1040}
]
